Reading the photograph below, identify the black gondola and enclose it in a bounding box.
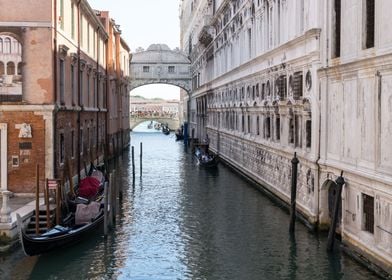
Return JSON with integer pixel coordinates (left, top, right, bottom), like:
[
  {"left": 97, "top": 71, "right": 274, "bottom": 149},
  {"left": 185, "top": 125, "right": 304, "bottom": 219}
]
[
  {"left": 16, "top": 165, "right": 107, "bottom": 256},
  {"left": 17, "top": 211, "right": 104, "bottom": 256},
  {"left": 194, "top": 147, "right": 219, "bottom": 168},
  {"left": 162, "top": 125, "right": 170, "bottom": 135}
]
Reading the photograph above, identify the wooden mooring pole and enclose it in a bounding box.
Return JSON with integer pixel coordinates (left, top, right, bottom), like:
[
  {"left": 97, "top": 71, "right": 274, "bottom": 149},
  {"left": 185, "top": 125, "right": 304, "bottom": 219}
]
[
  {"left": 132, "top": 146, "right": 135, "bottom": 179},
  {"left": 35, "top": 164, "right": 40, "bottom": 234},
  {"left": 140, "top": 142, "right": 143, "bottom": 177},
  {"left": 104, "top": 181, "right": 109, "bottom": 236},
  {"left": 289, "top": 152, "right": 299, "bottom": 234},
  {"left": 327, "top": 171, "right": 345, "bottom": 251}
]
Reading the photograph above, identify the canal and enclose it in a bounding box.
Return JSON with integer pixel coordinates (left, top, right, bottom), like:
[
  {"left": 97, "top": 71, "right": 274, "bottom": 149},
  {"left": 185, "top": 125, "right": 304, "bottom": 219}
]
[{"left": 0, "top": 126, "right": 381, "bottom": 279}]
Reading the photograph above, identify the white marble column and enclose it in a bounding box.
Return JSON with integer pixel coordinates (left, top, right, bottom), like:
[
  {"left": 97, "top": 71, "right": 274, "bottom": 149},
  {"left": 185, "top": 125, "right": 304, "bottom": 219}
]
[{"left": 0, "top": 123, "right": 7, "bottom": 191}]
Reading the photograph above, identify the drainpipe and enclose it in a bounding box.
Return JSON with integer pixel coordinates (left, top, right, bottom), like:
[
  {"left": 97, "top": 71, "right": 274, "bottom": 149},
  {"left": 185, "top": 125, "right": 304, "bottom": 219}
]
[
  {"left": 53, "top": 0, "right": 58, "bottom": 179},
  {"left": 77, "top": 0, "right": 81, "bottom": 182},
  {"left": 316, "top": 0, "right": 329, "bottom": 228},
  {"left": 96, "top": 25, "right": 100, "bottom": 164}
]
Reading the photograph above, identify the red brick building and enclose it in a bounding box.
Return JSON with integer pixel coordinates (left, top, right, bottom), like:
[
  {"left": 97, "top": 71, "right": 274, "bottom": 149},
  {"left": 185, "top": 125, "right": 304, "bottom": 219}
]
[{"left": 0, "top": 0, "right": 130, "bottom": 194}]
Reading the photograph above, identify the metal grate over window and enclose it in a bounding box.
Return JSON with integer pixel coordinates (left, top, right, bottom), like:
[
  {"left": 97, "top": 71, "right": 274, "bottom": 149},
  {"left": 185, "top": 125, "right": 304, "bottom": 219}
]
[{"left": 363, "top": 194, "right": 374, "bottom": 234}]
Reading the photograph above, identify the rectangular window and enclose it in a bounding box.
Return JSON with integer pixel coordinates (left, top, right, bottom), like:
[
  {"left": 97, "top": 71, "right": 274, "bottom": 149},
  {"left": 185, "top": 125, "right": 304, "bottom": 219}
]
[
  {"left": 60, "top": 0, "right": 64, "bottom": 30},
  {"left": 306, "top": 120, "right": 312, "bottom": 148},
  {"left": 59, "top": 59, "right": 65, "bottom": 105},
  {"left": 79, "top": 70, "right": 83, "bottom": 105},
  {"left": 71, "top": 130, "right": 75, "bottom": 158},
  {"left": 143, "top": 66, "right": 150, "bottom": 73},
  {"left": 293, "top": 72, "right": 303, "bottom": 100},
  {"left": 59, "top": 133, "right": 65, "bottom": 164},
  {"left": 289, "top": 117, "right": 294, "bottom": 144},
  {"left": 71, "top": 64, "right": 75, "bottom": 105},
  {"left": 80, "top": 18, "right": 84, "bottom": 47},
  {"left": 87, "top": 72, "right": 90, "bottom": 107},
  {"left": 256, "top": 116, "right": 260, "bottom": 135},
  {"left": 248, "top": 115, "right": 251, "bottom": 133},
  {"left": 265, "top": 117, "right": 271, "bottom": 139},
  {"left": 168, "top": 66, "right": 175, "bottom": 73},
  {"left": 93, "top": 76, "right": 97, "bottom": 108},
  {"left": 334, "top": 0, "right": 341, "bottom": 57},
  {"left": 71, "top": 4, "right": 75, "bottom": 39},
  {"left": 364, "top": 0, "right": 375, "bottom": 49},
  {"left": 276, "top": 117, "right": 281, "bottom": 140},
  {"left": 80, "top": 128, "right": 84, "bottom": 155},
  {"left": 87, "top": 24, "right": 90, "bottom": 53},
  {"left": 363, "top": 194, "right": 374, "bottom": 234}
]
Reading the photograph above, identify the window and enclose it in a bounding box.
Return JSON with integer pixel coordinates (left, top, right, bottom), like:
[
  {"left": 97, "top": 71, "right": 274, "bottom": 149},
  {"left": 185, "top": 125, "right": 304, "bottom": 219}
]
[
  {"left": 87, "top": 24, "right": 90, "bottom": 53},
  {"left": 256, "top": 116, "right": 260, "bottom": 135},
  {"left": 293, "top": 72, "right": 303, "bottom": 100},
  {"left": 60, "top": 0, "right": 64, "bottom": 30},
  {"left": 364, "top": 0, "right": 375, "bottom": 49},
  {"left": 289, "top": 117, "right": 294, "bottom": 144},
  {"left": 363, "top": 194, "right": 374, "bottom": 234},
  {"left": 71, "top": 4, "right": 75, "bottom": 39},
  {"left": 71, "top": 64, "right": 75, "bottom": 105},
  {"left": 295, "top": 115, "right": 301, "bottom": 147},
  {"left": 143, "top": 66, "right": 150, "bottom": 73},
  {"left": 87, "top": 72, "right": 90, "bottom": 106},
  {"left": 248, "top": 115, "right": 251, "bottom": 133},
  {"left": 276, "top": 117, "right": 281, "bottom": 140},
  {"left": 168, "top": 66, "right": 175, "bottom": 73},
  {"left": 306, "top": 120, "right": 311, "bottom": 148},
  {"left": 334, "top": 0, "right": 341, "bottom": 57},
  {"left": 59, "top": 59, "right": 65, "bottom": 105},
  {"left": 265, "top": 117, "right": 271, "bottom": 139},
  {"left": 242, "top": 115, "right": 245, "bottom": 132},
  {"left": 79, "top": 69, "right": 83, "bottom": 105},
  {"left": 71, "top": 130, "right": 75, "bottom": 158},
  {"left": 80, "top": 128, "right": 84, "bottom": 155},
  {"left": 59, "top": 133, "right": 65, "bottom": 164}
]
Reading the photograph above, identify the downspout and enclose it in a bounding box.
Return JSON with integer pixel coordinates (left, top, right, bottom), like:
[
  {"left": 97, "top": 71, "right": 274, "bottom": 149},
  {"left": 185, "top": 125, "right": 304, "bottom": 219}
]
[
  {"left": 104, "top": 36, "right": 109, "bottom": 162},
  {"left": 77, "top": 0, "right": 81, "bottom": 182},
  {"left": 53, "top": 0, "right": 58, "bottom": 179},
  {"left": 96, "top": 25, "right": 100, "bottom": 163},
  {"left": 316, "top": 0, "right": 329, "bottom": 228}
]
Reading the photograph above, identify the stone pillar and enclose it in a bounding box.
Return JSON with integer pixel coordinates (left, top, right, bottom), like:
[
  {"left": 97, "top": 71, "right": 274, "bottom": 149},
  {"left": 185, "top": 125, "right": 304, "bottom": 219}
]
[
  {"left": 0, "top": 191, "right": 12, "bottom": 223},
  {"left": 0, "top": 123, "right": 7, "bottom": 191}
]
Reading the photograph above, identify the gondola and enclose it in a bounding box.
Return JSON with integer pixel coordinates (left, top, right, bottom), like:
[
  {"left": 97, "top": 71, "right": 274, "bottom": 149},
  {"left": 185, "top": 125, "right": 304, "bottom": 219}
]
[
  {"left": 162, "top": 126, "right": 170, "bottom": 135},
  {"left": 16, "top": 165, "right": 107, "bottom": 256},
  {"left": 17, "top": 210, "right": 104, "bottom": 256},
  {"left": 175, "top": 129, "right": 184, "bottom": 141},
  {"left": 194, "top": 148, "right": 219, "bottom": 168}
]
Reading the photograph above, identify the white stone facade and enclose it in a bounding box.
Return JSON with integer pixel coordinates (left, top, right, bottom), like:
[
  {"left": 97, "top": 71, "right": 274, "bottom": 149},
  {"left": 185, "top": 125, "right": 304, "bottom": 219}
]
[{"left": 180, "top": 0, "right": 392, "bottom": 274}]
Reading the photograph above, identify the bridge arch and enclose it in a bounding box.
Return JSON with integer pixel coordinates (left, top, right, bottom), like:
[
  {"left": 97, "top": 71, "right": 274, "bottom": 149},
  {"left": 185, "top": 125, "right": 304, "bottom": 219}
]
[
  {"left": 130, "top": 118, "right": 179, "bottom": 131},
  {"left": 130, "top": 44, "right": 192, "bottom": 94}
]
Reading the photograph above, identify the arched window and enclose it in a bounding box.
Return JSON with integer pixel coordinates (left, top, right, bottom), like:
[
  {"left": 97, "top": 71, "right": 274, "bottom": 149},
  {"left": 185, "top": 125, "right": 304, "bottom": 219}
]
[
  {"left": 7, "top": 62, "right": 15, "bottom": 75},
  {"left": 0, "top": 38, "right": 3, "bottom": 53},
  {"left": 0, "top": 61, "right": 4, "bottom": 75},
  {"left": 17, "top": 62, "right": 22, "bottom": 75},
  {"left": 4, "top": 37, "right": 11, "bottom": 53}
]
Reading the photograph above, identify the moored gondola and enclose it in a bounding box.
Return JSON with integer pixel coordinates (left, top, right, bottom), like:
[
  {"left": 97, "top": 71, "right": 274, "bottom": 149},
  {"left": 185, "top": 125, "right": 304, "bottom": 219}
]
[
  {"left": 194, "top": 147, "right": 219, "bottom": 168},
  {"left": 16, "top": 165, "right": 107, "bottom": 256}
]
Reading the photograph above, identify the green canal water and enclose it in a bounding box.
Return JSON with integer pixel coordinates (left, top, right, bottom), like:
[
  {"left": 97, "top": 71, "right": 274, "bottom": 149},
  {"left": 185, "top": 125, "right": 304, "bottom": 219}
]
[{"left": 0, "top": 125, "right": 382, "bottom": 279}]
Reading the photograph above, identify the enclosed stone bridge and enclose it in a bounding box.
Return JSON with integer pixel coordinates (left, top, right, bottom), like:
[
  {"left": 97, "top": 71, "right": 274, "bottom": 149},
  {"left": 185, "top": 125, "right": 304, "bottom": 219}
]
[
  {"left": 130, "top": 116, "right": 179, "bottom": 131},
  {"left": 130, "top": 44, "right": 191, "bottom": 93}
]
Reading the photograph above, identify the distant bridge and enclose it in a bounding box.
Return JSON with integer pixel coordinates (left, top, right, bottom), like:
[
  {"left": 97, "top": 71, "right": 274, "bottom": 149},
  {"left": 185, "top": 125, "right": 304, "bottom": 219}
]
[{"left": 130, "top": 116, "right": 179, "bottom": 131}]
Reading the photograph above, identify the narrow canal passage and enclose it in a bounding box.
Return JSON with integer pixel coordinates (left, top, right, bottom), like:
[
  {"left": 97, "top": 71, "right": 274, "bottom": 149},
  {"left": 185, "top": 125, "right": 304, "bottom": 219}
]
[{"left": 1, "top": 129, "right": 381, "bottom": 280}]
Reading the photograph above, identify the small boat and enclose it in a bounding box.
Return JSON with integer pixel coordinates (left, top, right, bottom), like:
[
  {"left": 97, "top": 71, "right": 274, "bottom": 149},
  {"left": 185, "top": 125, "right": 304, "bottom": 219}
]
[
  {"left": 162, "top": 125, "right": 170, "bottom": 135},
  {"left": 175, "top": 128, "right": 183, "bottom": 141},
  {"left": 147, "top": 121, "right": 153, "bottom": 129},
  {"left": 17, "top": 165, "right": 107, "bottom": 256},
  {"left": 194, "top": 147, "right": 219, "bottom": 168}
]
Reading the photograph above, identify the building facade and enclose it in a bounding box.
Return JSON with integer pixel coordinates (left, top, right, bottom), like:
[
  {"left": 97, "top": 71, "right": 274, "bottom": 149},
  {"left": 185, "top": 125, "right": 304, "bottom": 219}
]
[
  {"left": 180, "top": 0, "right": 392, "bottom": 274},
  {"left": 0, "top": 0, "right": 130, "bottom": 194}
]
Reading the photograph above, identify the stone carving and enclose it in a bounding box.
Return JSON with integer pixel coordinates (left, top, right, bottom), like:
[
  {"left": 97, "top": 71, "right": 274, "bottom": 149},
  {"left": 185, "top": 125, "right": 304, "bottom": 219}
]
[{"left": 16, "top": 123, "right": 32, "bottom": 138}]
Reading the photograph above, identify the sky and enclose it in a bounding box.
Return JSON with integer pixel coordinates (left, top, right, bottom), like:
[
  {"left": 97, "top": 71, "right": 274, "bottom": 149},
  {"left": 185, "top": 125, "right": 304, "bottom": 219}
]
[{"left": 88, "top": 0, "right": 181, "bottom": 100}]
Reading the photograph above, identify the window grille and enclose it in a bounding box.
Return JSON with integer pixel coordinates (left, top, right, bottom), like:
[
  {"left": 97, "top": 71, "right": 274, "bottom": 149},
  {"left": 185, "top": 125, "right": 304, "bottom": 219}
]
[
  {"left": 334, "top": 0, "right": 341, "bottom": 57},
  {"left": 168, "top": 66, "right": 175, "bottom": 73},
  {"left": 363, "top": 194, "right": 374, "bottom": 234},
  {"left": 143, "top": 66, "right": 149, "bottom": 73},
  {"left": 365, "top": 0, "right": 375, "bottom": 49},
  {"left": 293, "top": 72, "right": 303, "bottom": 100},
  {"left": 276, "top": 117, "right": 281, "bottom": 141},
  {"left": 306, "top": 120, "right": 312, "bottom": 148}
]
